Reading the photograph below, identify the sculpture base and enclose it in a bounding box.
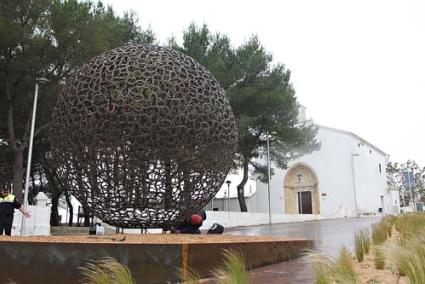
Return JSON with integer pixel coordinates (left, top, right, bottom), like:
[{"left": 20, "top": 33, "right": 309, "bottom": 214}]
[{"left": 0, "top": 235, "right": 313, "bottom": 283}]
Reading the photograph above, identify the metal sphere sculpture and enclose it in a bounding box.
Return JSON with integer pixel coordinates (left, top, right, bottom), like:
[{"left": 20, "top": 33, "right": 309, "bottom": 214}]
[{"left": 50, "top": 44, "right": 237, "bottom": 229}]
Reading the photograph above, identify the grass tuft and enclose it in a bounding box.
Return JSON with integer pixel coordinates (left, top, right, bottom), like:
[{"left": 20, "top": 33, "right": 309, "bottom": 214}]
[
  {"left": 307, "top": 252, "right": 334, "bottom": 284},
  {"left": 211, "top": 249, "right": 249, "bottom": 284},
  {"left": 334, "top": 246, "right": 357, "bottom": 283},
  {"left": 391, "top": 234, "right": 425, "bottom": 283},
  {"left": 373, "top": 246, "right": 385, "bottom": 270},
  {"left": 362, "top": 229, "right": 370, "bottom": 255},
  {"left": 354, "top": 230, "right": 365, "bottom": 262},
  {"left": 371, "top": 222, "right": 388, "bottom": 245},
  {"left": 79, "top": 257, "right": 134, "bottom": 284},
  {"left": 307, "top": 247, "right": 357, "bottom": 284}
]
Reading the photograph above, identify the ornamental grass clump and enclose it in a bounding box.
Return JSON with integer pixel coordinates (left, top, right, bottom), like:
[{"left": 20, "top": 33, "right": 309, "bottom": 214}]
[
  {"left": 308, "top": 247, "right": 357, "bottom": 284},
  {"left": 334, "top": 246, "right": 357, "bottom": 283},
  {"left": 354, "top": 230, "right": 365, "bottom": 262},
  {"left": 308, "top": 253, "right": 334, "bottom": 284},
  {"left": 395, "top": 213, "right": 425, "bottom": 239},
  {"left": 211, "top": 249, "right": 250, "bottom": 284},
  {"left": 373, "top": 246, "right": 385, "bottom": 270},
  {"left": 354, "top": 229, "right": 370, "bottom": 262},
  {"left": 362, "top": 229, "right": 370, "bottom": 255},
  {"left": 371, "top": 222, "right": 388, "bottom": 245},
  {"left": 180, "top": 267, "right": 201, "bottom": 284},
  {"left": 79, "top": 257, "right": 134, "bottom": 284},
  {"left": 391, "top": 233, "right": 425, "bottom": 284}
]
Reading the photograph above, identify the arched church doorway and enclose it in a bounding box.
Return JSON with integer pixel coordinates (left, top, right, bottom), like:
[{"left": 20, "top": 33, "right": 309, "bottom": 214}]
[{"left": 284, "top": 164, "right": 320, "bottom": 214}]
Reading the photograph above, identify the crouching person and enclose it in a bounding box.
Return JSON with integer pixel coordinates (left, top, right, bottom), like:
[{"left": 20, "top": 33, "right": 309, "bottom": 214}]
[{"left": 171, "top": 210, "right": 206, "bottom": 234}]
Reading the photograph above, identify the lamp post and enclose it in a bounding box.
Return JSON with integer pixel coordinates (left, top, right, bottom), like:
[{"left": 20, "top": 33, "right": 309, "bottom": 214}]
[
  {"left": 266, "top": 132, "right": 272, "bottom": 225},
  {"left": 21, "top": 78, "right": 48, "bottom": 236},
  {"left": 225, "top": 180, "right": 231, "bottom": 211}
]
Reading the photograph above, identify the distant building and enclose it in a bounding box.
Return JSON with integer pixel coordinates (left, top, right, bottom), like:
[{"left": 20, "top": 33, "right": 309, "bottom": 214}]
[{"left": 208, "top": 107, "right": 400, "bottom": 218}]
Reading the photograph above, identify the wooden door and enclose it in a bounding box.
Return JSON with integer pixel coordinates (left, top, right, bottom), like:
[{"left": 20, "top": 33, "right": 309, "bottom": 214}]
[{"left": 298, "top": 191, "right": 313, "bottom": 214}]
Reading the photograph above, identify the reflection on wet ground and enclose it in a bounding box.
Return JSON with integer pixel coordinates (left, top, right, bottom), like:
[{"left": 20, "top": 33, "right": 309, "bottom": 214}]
[{"left": 227, "top": 217, "right": 382, "bottom": 283}]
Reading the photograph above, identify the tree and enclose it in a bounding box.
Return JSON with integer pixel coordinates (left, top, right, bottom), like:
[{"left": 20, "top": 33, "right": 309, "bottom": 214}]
[
  {"left": 387, "top": 160, "right": 425, "bottom": 207},
  {"left": 0, "top": 0, "right": 155, "bottom": 225},
  {"left": 172, "top": 24, "right": 319, "bottom": 211}
]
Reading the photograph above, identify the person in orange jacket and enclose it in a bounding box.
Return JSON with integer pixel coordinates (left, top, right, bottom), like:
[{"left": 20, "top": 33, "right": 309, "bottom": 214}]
[{"left": 171, "top": 210, "right": 206, "bottom": 234}]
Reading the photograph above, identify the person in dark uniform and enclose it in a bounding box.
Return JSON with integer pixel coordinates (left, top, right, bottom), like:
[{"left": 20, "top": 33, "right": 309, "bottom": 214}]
[
  {"left": 171, "top": 209, "right": 206, "bottom": 234},
  {"left": 0, "top": 187, "right": 30, "bottom": 236}
]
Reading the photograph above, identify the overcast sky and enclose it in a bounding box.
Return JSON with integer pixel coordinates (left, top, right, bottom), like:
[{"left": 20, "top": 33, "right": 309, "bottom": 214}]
[{"left": 103, "top": 0, "right": 425, "bottom": 166}]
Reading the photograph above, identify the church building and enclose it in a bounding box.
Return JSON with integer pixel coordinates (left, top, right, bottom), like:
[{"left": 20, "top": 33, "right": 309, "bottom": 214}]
[{"left": 209, "top": 106, "right": 400, "bottom": 218}]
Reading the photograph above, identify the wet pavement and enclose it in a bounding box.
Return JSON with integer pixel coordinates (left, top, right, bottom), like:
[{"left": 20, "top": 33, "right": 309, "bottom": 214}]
[{"left": 226, "top": 216, "right": 382, "bottom": 283}]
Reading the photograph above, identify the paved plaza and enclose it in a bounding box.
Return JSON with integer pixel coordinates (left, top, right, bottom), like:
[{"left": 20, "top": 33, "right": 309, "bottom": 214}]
[{"left": 227, "top": 216, "right": 382, "bottom": 283}]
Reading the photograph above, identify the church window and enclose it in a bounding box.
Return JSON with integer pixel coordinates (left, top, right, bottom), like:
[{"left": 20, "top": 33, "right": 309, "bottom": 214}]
[{"left": 379, "top": 163, "right": 382, "bottom": 173}]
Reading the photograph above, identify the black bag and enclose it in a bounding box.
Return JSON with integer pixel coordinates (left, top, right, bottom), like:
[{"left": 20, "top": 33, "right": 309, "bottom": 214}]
[{"left": 207, "top": 223, "right": 224, "bottom": 234}]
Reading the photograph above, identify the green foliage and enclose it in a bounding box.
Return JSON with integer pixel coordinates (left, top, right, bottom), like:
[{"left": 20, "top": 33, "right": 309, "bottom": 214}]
[
  {"left": 308, "top": 247, "right": 357, "bottom": 284},
  {"left": 0, "top": 0, "right": 154, "bottom": 217},
  {"left": 308, "top": 252, "right": 333, "bottom": 284},
  {"left": 211, "top": 249, "right": 249, "bottom": 284},
  {"left": 180, "top": 266, "right": 201, "bottom": 284},
  {"left": 387, "top": 160, "right": 425, "bottom": 206},
  {"left": 362, "top": 230, "right": 370, "bottom": 255},
  {"left": 373, "top": 246, "right": 385, "bottom": 270},
  {"left": 395, "top": 213, "right": 425, "bottom": 239},
  {"left": 173, "top": 23, "right": 319, "bottom": 211},
  {"left": 391, "top": 235, "right": 425, "bottom": 283},
  {"left": 371, "top": 222, "right": 388, "bottom": 245},
  {"left": 354, "top": 230, "right": 365, "bottom": 262},
  {"left": 334, "top": 247, "right": 357, "bottom": 283},
  {"left": 389, "top": 214, "right": 425, "bottom": 283},
  {"left": 79, "top": 257, "right": 134, "bottom": 284}
]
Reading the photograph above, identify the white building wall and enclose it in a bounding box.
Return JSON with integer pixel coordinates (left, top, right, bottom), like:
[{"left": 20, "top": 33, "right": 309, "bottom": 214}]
[
  {"left": 256, "top": 127, "right": 357, "bottom": 217},
  {"left": 252, "top": 126, "right": 393, "bottom": 218},
  {"left": 350, "top": 139, "right": 388, "bottom": 215}
]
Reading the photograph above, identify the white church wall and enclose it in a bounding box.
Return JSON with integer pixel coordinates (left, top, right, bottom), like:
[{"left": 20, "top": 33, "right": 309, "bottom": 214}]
[
  {"left": 255, "top": 166, "right": 285, "bottom": 214},
  {"left": 255, "top": 127, "right": 357, "bottom": 217},
  {"left": 350, "top": 140, "right": 388, "bottom": 215},
  {"left": 253, "top": 126, "right": 392, "bottom": 218},
  {"left": 300, "top": 127, "right": 358, "bottom": 218}
]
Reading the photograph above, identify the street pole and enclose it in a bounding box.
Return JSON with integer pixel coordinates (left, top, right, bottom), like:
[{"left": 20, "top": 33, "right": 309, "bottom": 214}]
[
  {"left": 266, "top": 133, "right": 272, "bottom": 226},
  {"left": 20, "top": 82, "right": 40, "bottom": 236},
  {"left": 226, "top": 181, "right": 231, "bottom": 212}
]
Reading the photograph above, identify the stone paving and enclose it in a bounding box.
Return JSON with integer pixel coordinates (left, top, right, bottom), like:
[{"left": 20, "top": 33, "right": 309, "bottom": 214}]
[{"left": 227, "top": 216, "right": 382, "bottom": 283}]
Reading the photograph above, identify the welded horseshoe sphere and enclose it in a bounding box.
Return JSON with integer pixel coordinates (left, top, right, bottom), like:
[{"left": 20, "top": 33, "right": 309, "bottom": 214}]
[{"left": 50, "top": 44, "right": 237, "bottom": 228}]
